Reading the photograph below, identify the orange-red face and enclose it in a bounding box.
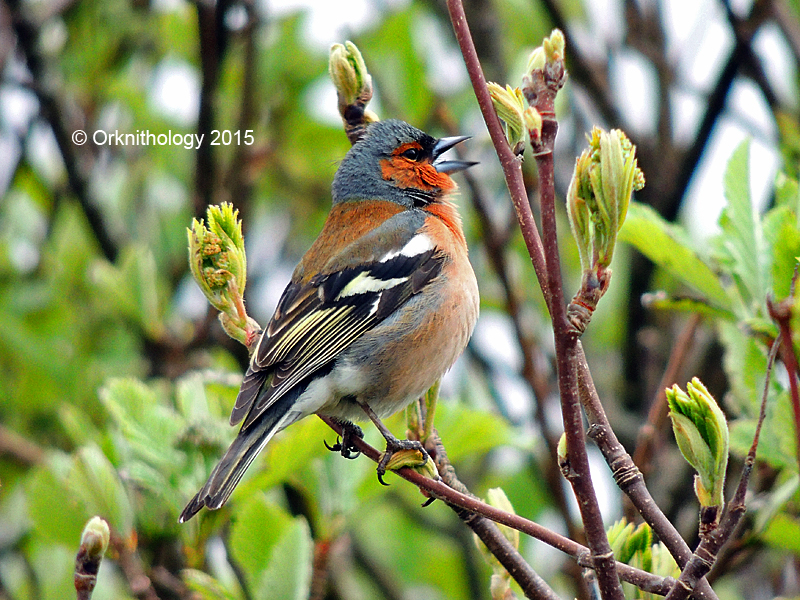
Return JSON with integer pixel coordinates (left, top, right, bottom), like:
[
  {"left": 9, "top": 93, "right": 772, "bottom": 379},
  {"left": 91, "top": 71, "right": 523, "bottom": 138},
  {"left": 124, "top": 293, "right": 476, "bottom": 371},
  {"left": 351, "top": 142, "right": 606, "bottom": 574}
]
[{"left": 379, "top": 141, "right": 456, "bottom": 195}]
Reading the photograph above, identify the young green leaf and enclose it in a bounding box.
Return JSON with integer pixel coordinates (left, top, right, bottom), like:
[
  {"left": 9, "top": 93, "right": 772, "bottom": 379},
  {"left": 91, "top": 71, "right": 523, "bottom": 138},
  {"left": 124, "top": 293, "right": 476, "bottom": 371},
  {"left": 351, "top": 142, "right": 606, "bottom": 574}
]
[
  {"left": 619, "top": 202, "right": 732, "bottom": 313},
  {"left": 717, "top": 140, "right": 768, "bottom": 311}
]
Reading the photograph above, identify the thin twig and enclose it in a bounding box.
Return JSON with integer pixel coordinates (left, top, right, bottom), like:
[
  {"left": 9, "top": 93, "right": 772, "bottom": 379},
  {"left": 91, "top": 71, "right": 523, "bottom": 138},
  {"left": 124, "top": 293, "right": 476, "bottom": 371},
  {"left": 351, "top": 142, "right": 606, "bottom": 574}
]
[
  {"left": 149, "top": 567, "right": 194, "bottom": 600},
  {"left": 110, "top": 534, "right": 161, "bottom": 600},
  {"left": 0, "top": 424, "right": 45, "bottom": 466},
  {"left": 633, "top": 314, "right": 703, "bottom": 473},
  {"left": 7, "top": 0, "right": 118, "bottom": 262},
  {"left": 766, "top": 271, "right": 800, "bottom": 475},
  {"left": 445, "top": 0, "right": 551, "bottom": 308},
  {"left": 436, "top": 103, "right": 576, "bottom": 542},
  {"left": 350, "top": 535, "right": 407, "bottom": 600},
  {"left": 771, "top": 0, "right": 800, "bottom": 63},
  {"left": 576, "top": 343, "right": 720, "bottom": 600},
  {"left": 663, "top": 328, "right": 779, "bottom": 600},
  {"left": 523, "top": 35, "right": 624, "bottom": 600},
  {"left": 537, "top": 0, "right": 622, "bottom": 126},
  {"left": 319, "top": 416, "right": 676, "bottom": 597},
  {"left": 429, "top": 432, "right": 562, "bottom": 600}
]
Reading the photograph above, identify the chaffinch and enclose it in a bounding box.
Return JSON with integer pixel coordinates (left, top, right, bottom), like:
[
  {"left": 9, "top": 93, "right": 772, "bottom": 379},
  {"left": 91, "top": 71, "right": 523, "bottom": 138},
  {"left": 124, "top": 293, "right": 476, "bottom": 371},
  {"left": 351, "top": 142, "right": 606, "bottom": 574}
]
[{"left": 180, "top": 119, "right": 479, "bottom": 522}]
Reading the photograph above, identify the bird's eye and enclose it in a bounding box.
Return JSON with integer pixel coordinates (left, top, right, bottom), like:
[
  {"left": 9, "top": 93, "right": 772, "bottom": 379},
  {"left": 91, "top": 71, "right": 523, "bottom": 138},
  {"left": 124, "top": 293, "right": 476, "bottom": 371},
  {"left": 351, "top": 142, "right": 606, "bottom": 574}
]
[{"left": 401, "top": 147, "right": 422, "bottom": 161}]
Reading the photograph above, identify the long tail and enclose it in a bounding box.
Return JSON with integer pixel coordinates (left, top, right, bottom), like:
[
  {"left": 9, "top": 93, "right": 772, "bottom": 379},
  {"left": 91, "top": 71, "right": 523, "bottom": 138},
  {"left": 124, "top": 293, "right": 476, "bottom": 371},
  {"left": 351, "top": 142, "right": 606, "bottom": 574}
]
[{"left": 179, "top": 389, "right": 301, "bottom": 523}]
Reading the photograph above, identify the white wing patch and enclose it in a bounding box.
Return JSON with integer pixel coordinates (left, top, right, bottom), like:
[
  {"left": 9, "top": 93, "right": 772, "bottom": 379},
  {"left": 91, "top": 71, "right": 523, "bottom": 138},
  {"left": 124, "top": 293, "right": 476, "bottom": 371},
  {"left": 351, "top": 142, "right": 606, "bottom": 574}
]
[
  {"left": 337, "top": 271, "right": 409, "bottom": 298},
  {"left": 379, "top": 233, "right": 433, "bottom": 263}
]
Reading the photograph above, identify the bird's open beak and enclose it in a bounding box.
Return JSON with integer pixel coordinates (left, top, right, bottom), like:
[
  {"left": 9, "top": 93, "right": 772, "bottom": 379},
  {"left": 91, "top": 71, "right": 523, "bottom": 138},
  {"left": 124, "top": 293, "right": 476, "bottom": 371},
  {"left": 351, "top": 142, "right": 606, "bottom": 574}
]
[{"left": 432, "top": 135, "right": 478, "bottom": 174}]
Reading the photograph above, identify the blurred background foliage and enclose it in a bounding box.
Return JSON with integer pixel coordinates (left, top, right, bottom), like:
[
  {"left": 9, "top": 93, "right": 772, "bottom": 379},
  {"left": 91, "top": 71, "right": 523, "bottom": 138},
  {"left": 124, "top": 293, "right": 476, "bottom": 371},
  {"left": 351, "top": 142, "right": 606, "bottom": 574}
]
[{"left": 1, "top": 0, "right": 800, "bottom": 598}]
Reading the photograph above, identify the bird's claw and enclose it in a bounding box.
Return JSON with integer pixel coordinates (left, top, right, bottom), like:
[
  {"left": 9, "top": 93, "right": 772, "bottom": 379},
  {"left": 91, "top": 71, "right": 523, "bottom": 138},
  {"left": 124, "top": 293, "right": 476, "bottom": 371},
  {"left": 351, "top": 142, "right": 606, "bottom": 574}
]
[
  {"left": 375, "top": 438, "right": 429, "bottom": 485},
  {"left": 324, "top": 421, "right": 363, "bottom": 459}
]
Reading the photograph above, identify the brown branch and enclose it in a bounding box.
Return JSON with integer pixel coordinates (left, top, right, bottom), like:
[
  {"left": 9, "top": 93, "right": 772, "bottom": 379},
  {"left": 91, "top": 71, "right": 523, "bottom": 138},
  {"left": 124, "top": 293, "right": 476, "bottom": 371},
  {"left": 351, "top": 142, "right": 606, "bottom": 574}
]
[
  {"left": 222, "top": 0, "right": 259, "bottom": 216},
  {"left": 668, "top": 0, "right": 768, "bottom": 221},
  {"left": 0, "top": 424, "right": 45, "bottom": 466},
  {"left": 633, "top": 314, "right": 703, "bottom": 473},
  {"left": 445, "top": 0, "right": 551, "bottom": 308},
  {"left": 7, "top": 0, "right": 118, "bottom": 262},
  {"left": 537, "top": 0, "right": 622, "bottom": 126},
  {"left": 192, "top": 0, "right": 227, "bottom": 218},
  {"left": 434, "top": 103, "right": 576, "bottom": 546},
  {"left": 576, "top": 344, "right": 720, "bottom": 600},
  {"left": 722, "top": 0, "right": 780, "bottom": 110},
  {"left": 149, "top": 567, "right": 194, "bottom": 600},
  {"left": 110, "top": 534, "right": 161, "bottom": 600},
  {"left": 349, "top": 535, "right": 406, "bottom": 600},
  {"left": 523, "top": 37, "right": 624, "bottom": 600},
  {"left": 767, "top": 291, "right": 800, "bottom": 475},
  {"left": 664, "top": 329, "right": 778, "bottom": 600},
  {"left": 429, "top": 432, "right": 561, "bottom": 600},
  {"left": 771, "top": 0, "right": 800, "bottom": 63},
  {"left": 319, "top": 416, "right": 675, "bottom": 597},
  {"left": 467, "top": 166, "right": 578, "bottom": 535}
]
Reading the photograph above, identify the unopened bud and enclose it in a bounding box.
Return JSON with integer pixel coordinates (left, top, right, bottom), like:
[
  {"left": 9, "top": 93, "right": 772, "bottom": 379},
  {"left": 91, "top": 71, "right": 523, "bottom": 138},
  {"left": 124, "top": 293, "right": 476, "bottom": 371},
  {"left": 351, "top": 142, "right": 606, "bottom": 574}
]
[
  {"left": 523, "top": 106, "right": 542, "bottom": 146},
  {"left": 329, "top": 41, "right": 373, "bottom": 112},
  {"left": 666, "top": 378, "right": 729, "bottom": 508},
  {"left": 488, "top": 83, "right": 526, "bottom": 150}
]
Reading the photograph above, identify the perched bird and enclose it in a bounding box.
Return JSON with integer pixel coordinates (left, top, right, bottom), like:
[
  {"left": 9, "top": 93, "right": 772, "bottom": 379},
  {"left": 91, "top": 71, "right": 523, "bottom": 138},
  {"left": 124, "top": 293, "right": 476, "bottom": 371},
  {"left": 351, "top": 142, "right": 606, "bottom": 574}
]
[{"left": 180, "top": 119, "right": 479, "bottom": 522}]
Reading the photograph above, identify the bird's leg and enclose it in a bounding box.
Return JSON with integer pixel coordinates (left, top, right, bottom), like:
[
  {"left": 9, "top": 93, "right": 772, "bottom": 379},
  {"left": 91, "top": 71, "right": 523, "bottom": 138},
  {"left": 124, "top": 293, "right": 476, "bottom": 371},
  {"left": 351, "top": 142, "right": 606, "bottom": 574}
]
[
  {"left": 324, "top": 418, "right": 363, "bottom": 459},
  {"left": 359, "top": 403, "right": 429, "bottom": 485}
]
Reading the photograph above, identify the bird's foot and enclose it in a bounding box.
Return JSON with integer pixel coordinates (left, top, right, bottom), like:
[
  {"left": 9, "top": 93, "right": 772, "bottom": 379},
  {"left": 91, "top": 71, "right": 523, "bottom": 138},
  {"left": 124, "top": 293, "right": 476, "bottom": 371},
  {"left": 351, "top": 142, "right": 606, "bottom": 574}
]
[
  {"left": 376, "top": 436, "right": 430, "bottom": 486},
  {"left": 324, "top": 419, "right": 364, "bottom": 459}
]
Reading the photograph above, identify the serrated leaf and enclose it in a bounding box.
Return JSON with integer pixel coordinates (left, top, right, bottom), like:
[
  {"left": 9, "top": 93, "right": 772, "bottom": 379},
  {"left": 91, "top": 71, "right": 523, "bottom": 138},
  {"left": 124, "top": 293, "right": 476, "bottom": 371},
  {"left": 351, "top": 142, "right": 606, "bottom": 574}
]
[
  {"left": 228, "top": 496, "right": 293, "bottom": 589},
  {"left": 434, "top": 403, "right": 513, "bottom": 463},
  {"left": 754, "top": 475, "right": 799, "bottom": 533},
  {"left": 762, "top": 512, "right": 800, "bottom": 555},
  {"left": 619, "top": 202, "right": 731, "bottom": 311},
  {"left": 238, "top": 417, "right": 330, "bottom": 496},
  {"left": 718, "top": 321, "right": 767, "bottom": 414},
  {"left": 717, "top": 140, "right": 768, "bottom": 311},
  {"left": 255, "top": 517, "right": 313, "bottom": 600},
  {"left": 26, "top": 465, "right": 88, "bottom": 546},
  {"left": 729, "top": 392, "right": 797, "bottom": 471},
  {"left": 176, "top": 373, "right": 214, "bottom": 421},
  {"left": 774, "top": 171, "right": 800, "bottom": 215},
  {"left": 90, "top": 246, "right": 165, "bottom": 338},
  {"left": 101, "top": 378, "right": 184, "bottom": 469},
  {"left": 69, "top": 445, "right": 135, "bottom": 535},
  {"left": 182, "top": 569, "right": 241, "bottom": 600},
  {"left": 764, "top": 205, "right": 800, "bottom": 300}
]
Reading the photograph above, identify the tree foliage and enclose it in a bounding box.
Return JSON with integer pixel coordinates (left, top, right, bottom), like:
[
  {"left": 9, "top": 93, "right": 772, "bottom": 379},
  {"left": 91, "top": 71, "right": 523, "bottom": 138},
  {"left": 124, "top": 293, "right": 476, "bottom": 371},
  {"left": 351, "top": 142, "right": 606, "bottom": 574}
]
[{"left": 1, "top": 0, "right": 800, "bottom": 599}]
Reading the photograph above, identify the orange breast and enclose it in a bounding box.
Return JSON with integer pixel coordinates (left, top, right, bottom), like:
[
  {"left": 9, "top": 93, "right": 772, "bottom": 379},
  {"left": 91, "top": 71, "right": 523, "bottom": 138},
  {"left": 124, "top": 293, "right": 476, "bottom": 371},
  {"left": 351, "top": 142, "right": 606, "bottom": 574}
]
[{"left": 423, "top": 200, "right": 467, "bottom": 249}]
